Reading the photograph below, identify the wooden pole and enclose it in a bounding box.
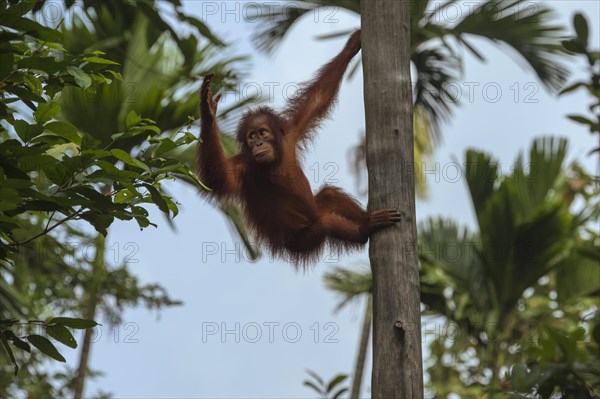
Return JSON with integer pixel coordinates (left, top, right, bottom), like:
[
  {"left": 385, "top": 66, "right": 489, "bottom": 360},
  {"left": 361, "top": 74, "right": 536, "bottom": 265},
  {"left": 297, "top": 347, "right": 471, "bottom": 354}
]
[{"left": 360, "top": 1, "right": 424, "bottom": 397}]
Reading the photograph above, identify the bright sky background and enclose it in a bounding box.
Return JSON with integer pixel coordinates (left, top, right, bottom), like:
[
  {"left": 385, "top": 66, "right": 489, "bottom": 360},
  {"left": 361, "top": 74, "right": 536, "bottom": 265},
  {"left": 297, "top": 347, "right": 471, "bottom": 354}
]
[{"left": 53, "top": 1, "right": 600, "bottom": 397}]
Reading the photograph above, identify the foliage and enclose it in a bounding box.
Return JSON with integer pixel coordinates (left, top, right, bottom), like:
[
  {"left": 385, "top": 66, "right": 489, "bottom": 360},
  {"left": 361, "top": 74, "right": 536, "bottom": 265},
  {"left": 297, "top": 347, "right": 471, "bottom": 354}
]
[
  {"left": 255, "top": 0, "right": 571, "bottom": 201},
  {"left": 0, "top": 0, "right": 203, "bottom": 262},
  {"left": 0, "top": 0, "right": 239, "bottom": 391},
  {"left": 559, "top": 13, "right": 600, "bottom": 156},
  {"left": 507, "top": 319, "right": 600, "bottom": 398},
  {"left": 419, "top": 137, "right": 599, "bottom": 397},
  {"left": 250, "top": 0, "right": 568, "bottom": 143},
  {"left": 321, "top": 137, "right": 598, "bottom": 397},
  {"left": 1, "top": 317, "right": 98, "bottom": 374},
  {"left": 324, "top": 266, "right": 371, "bottom": 311},
  {"left": 303, "top": 369, "right": 349, "bottom": 399},
  {"left": 55, "top": 0, "right": 260, "bottom": 259}
]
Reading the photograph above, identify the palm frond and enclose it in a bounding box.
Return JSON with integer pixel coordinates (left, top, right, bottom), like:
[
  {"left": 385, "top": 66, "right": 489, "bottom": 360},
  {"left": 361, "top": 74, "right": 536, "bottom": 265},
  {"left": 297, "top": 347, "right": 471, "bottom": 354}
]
[
  {"left": 419, "top": 217, "right": 490, "bottom": 316},
  {"left": 449, "top": 0, "right": 568, "bottom": 89},
  {"left": 251, "top": 2, "right": 316, "bottom": 54},
  {"left": 323, "top": 267, "right": 372, "bottom": 312},
  {"left": 411, "top": 48, "right": 461, "bottom": 143},
  {"left": 464, "top": 149, "right": 500, "bottom": 223},
  {"left": 251, "top": 0, "right": 360, "bottom": 54},
  {"left": 251, "top": 0, "right": 569, "bottom": 146},
  {"left": 556, "top": 241, "right": 600, "bottom": 301}
]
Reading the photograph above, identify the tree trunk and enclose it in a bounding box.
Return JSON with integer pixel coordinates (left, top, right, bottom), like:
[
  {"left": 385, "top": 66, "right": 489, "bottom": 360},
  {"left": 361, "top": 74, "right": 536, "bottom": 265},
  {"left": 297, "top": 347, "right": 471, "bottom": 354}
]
[
  {"left": 360, "top": 1, "right": 424, "bottom": 398},
  {"left": 350, "top": 294, "right": 372, "bottom": 398},
  {"left": 73, "top": 234, "right": 105, "bottom": 399}
]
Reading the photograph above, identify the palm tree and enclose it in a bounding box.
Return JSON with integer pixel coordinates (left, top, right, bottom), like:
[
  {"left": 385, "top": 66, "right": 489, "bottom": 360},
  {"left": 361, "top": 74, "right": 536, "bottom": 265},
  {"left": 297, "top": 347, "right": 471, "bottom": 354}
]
[
  {"left": 323, "top": 137, "right": 598, "bottom": 396},
  {"left": 251, "top": 0, "right": 568, "bottom": 145},
  {"left": 419, "top": 137, "right": 598, "bottom": 394}
]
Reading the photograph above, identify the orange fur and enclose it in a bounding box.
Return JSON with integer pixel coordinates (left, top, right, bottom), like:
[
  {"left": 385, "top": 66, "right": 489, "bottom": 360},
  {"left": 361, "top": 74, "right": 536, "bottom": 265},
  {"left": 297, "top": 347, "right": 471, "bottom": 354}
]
[{"left": 197, "top": 31, "right": 401, "bottom": 268}]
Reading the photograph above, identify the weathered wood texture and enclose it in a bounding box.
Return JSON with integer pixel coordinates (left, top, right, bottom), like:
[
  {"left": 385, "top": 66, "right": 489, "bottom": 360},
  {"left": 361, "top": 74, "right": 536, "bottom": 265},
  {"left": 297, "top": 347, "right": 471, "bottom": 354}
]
[{"left": 360, "top": 1, "right": 424, "bottom": 397}]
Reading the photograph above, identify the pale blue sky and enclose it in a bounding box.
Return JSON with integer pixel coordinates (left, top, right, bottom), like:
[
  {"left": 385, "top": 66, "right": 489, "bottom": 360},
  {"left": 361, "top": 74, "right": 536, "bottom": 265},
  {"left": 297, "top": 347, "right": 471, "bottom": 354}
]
[{"left": 57, "top": 1, "right": 600, "bottom": 397}]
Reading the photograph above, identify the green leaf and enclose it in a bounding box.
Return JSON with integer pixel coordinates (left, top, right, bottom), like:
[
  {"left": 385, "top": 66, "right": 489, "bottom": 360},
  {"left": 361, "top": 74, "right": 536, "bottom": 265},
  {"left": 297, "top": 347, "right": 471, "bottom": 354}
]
[
  {"left": 125, "top": 110, "right": 142, "bottom": 128},
  {"left": 13, "top": 120, "right": 44, "bottom": 142},
  {"left": 305, "top": 369, "right": 324, "bottom": 387},
  {"left": 43, "top": 162, "right": 68, "bottom": 185},
  {"left": 142, "top": 183, "right": 169, "bottom": 215},
  {"left": 46, "top": 324, "right": 77, "bottom": 349},
  {"left": 117, "top": 125, "right": 161, "bottom": 140},
  {"left": 556, "top": 243, "right": 600, "bottom": 301},
  {"left": 175, "top": 132, "right": 197, "bottom": 145},
  {"left": 0, "top": 188, "right": 21, "bottom": 211},
  {"left": 35, "top": 135, "right": 71, "bottom": 147},
  {"left": 34, "top": 103, "right": 60, "bottom": 124},
  {"left": 45, "top": 121, "right": 81, "bottom": 144},
  {"left": 567, "top": 114, "right": 598, "bottom": 129},
  {"left": 155, "top": 138, "right": 177, "bottom": 156},
  {"left": 81, "top": 133, "right": 101, "bottom": 150},
  {"left": 0, "top": 52, "right": 14, "bottom": 80},
  {"left": 83, "top": 56, "right": 119, "bottom": 65},
  {"left": 562, "top": 39, "right": 586, "bottom": 54},
  {"left": 510, "top": 363, "right": 530, "bottom": 391},
  {"left": 66, "top": 66, "right": 92, "bottom": 89},
  {"left": 303, "top": 381, "right": 322, "bottom": 394},
  {"left": 332, "top": 388, "right": 348, "bottom": 399},
  {"left": 573, "top": 13, "right": 589, "bottom": 46},
  {"left": 110, "top": 149, "right": 150, "bottom": 172},
  {"left": 114, "top": 189, "right": 138, "bottom": 204},
  {"left": 130, "top": 205, "right": 152, "bottom": 229},
  {"left": 139, "top": 125, "right": 161, "bottom": 135},
  {"left": 79, "top": 211, "right": 113, "bottom": 236},
  {"left": 593, "top": 323, "right": 600, "bottom": 346},
  {"left": 570, "top": 327, "right": 586, "bottom": 341},
  {"left": 9, "top": 335, "right": 31, "bottom": 353},
  {"left": 23, "top": 74, "right": 42, "bottom": 95},
  {"left": 464, "top": 150, "right": 498, "bottom": 221},
  {"left": 10, "top": 334, "right": 31, "bottom": 353},
  {"left": 326, "top": 374, "right": 348, "bottom": 393},
  {"left": 177, "top": 13, "right": 225, "bottom": 47},
  {"left": 49, "top": 317, "right": 99, "bottom": 329},
  {"left": 17, "top": 56, "right": 66, "bottom": 75},
  {"left": 111, "top": 129, "right": 148, "bottom": 141},
  {"left": 106, "top": 70, "right": 123, "bottom": 81},
  {"left": 19, "top": 200, "right": 64, "bottom": 212},
  {"left": 95, "top": 159, "right": 141, "bottom": 181},
  {"left": 1, "top": 16, "right": 63, "bottom": 42},
  {"left": 559, "top": 82, "right": 585, "bottom": 95},
  {"left": 0, "top": 333, "right": 18, "bottom": 375},
  {"left": 19, "top": 154, "right": 56, "bottom": 172},
  {"left": 27, "top": 335, "right": 66, "bottom": 362},
  {"left": 5, "top": 1, "right": 36, "bottom": 17},
  {"left": 5, "top": 85, "right": 45, "bottom": 105},
  {"left": 0, "top": 178, "right": 32, "bottom": 189},
  {"left": 71, "top": 185, "right": 111, "bottom": 206}
]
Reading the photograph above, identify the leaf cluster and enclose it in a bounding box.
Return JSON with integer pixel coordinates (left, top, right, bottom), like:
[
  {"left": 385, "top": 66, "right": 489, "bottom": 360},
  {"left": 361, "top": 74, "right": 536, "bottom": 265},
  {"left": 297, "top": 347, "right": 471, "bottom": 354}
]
[
  {"left": 1, "top": 317, "right": 98, "bottom": 375},
  {"left": 303, "top": 370, "right": 348, "bottom": 399},
  {"left": 559, "top": 13, "right": 600, "bottom": 155},
  {"left": 0, "top": 0, "right": 229, "bottom": 382}
]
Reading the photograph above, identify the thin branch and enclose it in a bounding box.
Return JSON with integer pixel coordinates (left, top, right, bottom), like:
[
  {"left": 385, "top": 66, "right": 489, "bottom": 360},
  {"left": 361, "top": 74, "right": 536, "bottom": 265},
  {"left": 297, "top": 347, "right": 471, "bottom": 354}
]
[
  {"left": 9, "top": 209, "right": 84, "bottom": 248},
  {"left": 44, "top": 210, "right": 56, "bottom": 231}
]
